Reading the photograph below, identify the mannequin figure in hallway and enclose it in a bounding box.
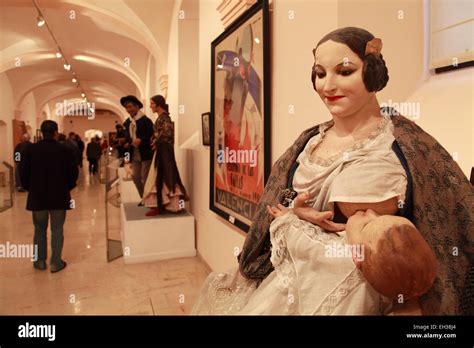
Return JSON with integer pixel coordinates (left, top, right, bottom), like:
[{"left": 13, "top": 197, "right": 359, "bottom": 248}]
[
  {"left": 192, "top": 27, "right": 472, "bottom": 315},
  {"left": 143, "top": 95, "right": 189, "bottom": 216},
  {"left": 120, "top": 95, "right": 154, "bottom": 202}
]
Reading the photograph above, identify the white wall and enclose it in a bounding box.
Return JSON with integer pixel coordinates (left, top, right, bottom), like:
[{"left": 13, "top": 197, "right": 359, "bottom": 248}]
[
  {"left": 18, "top": 91, "right": 38, "bottom": 133},
  {"left": 0, "top": 73, "right": 14, "bottom": 164},
  {"left": 271, "top": 0, "right": 339, "bottom": 158},
  {"left": 167, "top": 0, "right": 185, "bottom": 185},
  {"left": 406, "top": 67, "right": 473, "bottom": 177},
  {"left": 178, "top": 0, "right": 200, "bottom": 146}
]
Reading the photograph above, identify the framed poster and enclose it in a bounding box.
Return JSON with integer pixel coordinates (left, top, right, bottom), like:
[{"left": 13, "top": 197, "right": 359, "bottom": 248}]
[
  {"left": 210, "top": 0, "right": 271, "bottom": 232},
  {"left": 12, "top": 119, "right": 27, "bottom": 147},
  {"left": 202, "top": 112, "right": 210, "bottom": 146}
]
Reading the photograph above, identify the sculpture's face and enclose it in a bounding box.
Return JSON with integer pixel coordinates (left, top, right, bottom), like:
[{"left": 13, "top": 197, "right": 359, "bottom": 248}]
[
  {"left": 345, "top": 209, "right": 379, "bottom": 247},
  {"left": 125, "top": 103, "right": 139, "bottom": 117},
  {"left": 314, "top": 40, "right": 373, "bottom": 118},
  {"left": 150, "top": 99, "right": 158, "bottom": 113}
]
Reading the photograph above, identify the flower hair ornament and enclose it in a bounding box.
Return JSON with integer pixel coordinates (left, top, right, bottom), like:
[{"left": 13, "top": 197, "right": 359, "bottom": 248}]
[{"left": 365, "top": 38, "right": 383, "bottom": 57}]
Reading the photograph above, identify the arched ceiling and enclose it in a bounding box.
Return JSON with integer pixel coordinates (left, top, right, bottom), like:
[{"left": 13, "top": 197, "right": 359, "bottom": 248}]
[{"left": 0, "top": 0, "right": 175, "bottom": 120}]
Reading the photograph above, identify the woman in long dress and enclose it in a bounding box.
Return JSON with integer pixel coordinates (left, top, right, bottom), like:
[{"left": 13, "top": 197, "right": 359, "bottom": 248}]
[
  {"left": 192, "top": 27, "right": 473, "bottom": 315},
  {"left": 143, "top": 95, "right": 188, "bottom": 216}
]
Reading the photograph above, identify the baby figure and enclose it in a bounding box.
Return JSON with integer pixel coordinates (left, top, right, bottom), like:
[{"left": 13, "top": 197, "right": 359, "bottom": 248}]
[
  {"left": 344, "top": 209, "right": 438, "bottom": 302},
  {"left": 267, "top": 199, "right": 438, "bottom": 313}
]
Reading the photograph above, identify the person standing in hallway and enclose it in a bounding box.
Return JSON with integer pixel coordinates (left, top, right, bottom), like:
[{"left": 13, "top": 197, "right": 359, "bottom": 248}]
[
  {"left": 120, "top": 95, "right": 154, "bottom": 200},
  {"left": 19, "top": 120, "right": 78, "bottom": 273},
  {"left": 13, "top": 133, "right": 32, "bottom": 192},
  {"left": 66, "top": 132, "right": 81, "bottom": 167},
  {"left": 100, "top": 138, "right": 109, "bottom": 154},
  {"left": 58, "top": 133, "right": 67, "bottom": 144},
  {"left": 86, "top": 137, "right": 102, "bottom": 175},
  {"left": 75, "top": 134, "right": 85, "bottom": 168}
]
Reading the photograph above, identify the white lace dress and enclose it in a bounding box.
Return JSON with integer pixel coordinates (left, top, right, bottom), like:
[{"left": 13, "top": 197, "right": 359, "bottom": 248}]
[{"left": 192, "top": 115, "right": 407, "bottom": 315}]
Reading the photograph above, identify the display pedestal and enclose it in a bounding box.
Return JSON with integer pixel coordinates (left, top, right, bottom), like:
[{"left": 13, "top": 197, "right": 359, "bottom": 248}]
[
  {"left": 118, "top": 168, "right": 141, "bottom": 204},
  {"left": 120, "top": 202, "right": 196, "bottom": 264}
]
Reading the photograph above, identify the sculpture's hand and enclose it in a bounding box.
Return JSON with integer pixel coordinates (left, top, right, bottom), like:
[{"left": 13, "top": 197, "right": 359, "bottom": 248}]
[
  {"left": 267, "top": 204, "right": 290, "bottom": 218},
  {"left": 292, "top": 192, "right": 346, "bottom": 232}
]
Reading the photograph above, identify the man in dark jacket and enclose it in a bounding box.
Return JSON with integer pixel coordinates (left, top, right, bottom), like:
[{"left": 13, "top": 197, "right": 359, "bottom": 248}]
[
  {"left": 120, "top": 95, "right": 153, "bottom": 199},
  {"left": 20, "top": 120, "right": 78, "bottom": 273},
  {"left": 86, "top": 137, "right": 102, "bottom": 175}
]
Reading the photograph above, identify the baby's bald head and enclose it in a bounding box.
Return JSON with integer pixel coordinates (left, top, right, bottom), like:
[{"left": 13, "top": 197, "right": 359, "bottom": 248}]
[{"left": 352, "top": 215, "right": 437, "bottom": 300}]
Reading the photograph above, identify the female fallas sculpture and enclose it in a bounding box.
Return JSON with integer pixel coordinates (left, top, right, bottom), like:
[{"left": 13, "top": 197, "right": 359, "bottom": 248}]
[
  {"left": 192, "top": 27, "right": 473, "bottom": 315},
  {"left": 142, "top": 95, "right": 189, "bottom": 216}
]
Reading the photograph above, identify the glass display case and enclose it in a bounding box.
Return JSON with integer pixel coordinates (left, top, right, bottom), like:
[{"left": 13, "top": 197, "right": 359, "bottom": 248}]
[
  {"left": 103, "top": 151, "right": 123, "bottom": 262},
  {"left": 0, "top": 161, "right": 14, "bottom": 212}
]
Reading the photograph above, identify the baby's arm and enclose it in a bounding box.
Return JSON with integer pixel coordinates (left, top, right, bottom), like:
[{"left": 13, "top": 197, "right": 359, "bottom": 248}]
[{"left": 336, "top": 197, "right": 399, "bottom": 218}]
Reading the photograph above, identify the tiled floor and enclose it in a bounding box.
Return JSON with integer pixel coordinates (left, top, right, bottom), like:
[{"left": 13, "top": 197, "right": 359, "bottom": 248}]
[{"left": 0, "top": 167, "right": 211, "bottom": 315}]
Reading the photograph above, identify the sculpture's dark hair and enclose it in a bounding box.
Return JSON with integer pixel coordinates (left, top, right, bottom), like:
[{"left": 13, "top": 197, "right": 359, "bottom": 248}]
[
  {"left": 311, "top": 27, "right": 389, "bottom": 92},
  {"left": 151, "top": 95, "right": 169, "bottom": 113}
]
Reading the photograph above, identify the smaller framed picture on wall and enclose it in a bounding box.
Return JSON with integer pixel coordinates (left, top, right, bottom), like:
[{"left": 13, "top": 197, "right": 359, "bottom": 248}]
[{"left": 201, "top": 112, "right": 210, "bottom": 146}]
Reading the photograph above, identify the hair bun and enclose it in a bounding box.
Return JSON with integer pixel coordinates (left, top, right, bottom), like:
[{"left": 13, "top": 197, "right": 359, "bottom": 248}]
[{"left": 363, "top": 54, "right": 389, "bottom": 92}]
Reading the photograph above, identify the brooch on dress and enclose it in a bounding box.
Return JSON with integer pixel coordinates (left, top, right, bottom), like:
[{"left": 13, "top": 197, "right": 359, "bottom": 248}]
[{"left": 278, "top": 188, "right": 298, "bottom": 207}]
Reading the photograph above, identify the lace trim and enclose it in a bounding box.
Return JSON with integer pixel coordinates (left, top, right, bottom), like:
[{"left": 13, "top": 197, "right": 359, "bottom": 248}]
[
  {"left": 269, "top": 212, "right": 300, "bottom": 314},
  {"left": 305, "top": 115, "right": 392, "bottom": 167},
  {"left": 291, "top": 217, "right": 343, "bottom": 244},
  {"left": 205, "top": 272, "right": 256, "bottom": 314},
  {"left": 316, "top": 268, "right": 365, "bottom": 315}
]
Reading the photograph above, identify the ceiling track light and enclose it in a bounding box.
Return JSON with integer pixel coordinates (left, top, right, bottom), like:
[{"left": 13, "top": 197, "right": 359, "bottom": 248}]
[
  {"left": 37, "top": 15, "right": 45, "bottom": 27},
  {"left": 33, "top": 1, "right": 78, "bottom": 93},
  {"left": 81, "top": 93, "right": 85, "bottom": 98}
]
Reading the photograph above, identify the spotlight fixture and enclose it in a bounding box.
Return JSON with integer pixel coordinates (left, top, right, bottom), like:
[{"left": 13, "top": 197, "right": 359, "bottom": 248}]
[
  {"left": 81, "top": 93, "right": 85, "bottom": 98},
  {"left": 63, "top": 64, "right": 71, "bottom": 70},
  {"left": 56, "top": 52, "right": 62, "bottom": 58},
  {"left": 37, "top": 15, "right": 45, "bottom": 27},
  {"left": 72, "top": 77, "right": 77, "bottom": 83}
]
